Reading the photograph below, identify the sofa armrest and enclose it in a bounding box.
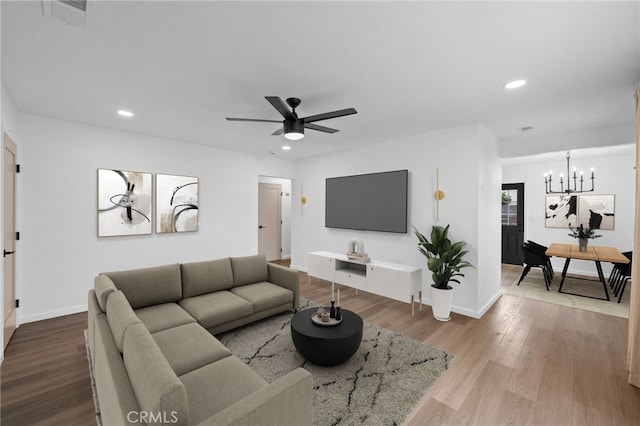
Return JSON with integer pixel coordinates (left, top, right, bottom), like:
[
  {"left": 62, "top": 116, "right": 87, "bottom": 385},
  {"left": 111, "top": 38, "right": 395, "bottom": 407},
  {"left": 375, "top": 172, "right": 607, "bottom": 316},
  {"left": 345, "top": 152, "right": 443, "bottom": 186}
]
[
  {"left": 197, "top": 368, "right": 312, "bottom": 426},
  {"left": 267, "top": 263, "right": 300, "bottom": 311}
]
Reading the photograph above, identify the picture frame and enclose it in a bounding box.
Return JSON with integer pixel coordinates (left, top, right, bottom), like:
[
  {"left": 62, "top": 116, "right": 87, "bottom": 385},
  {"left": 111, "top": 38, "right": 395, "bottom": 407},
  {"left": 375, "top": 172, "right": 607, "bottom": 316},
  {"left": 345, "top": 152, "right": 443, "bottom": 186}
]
[
  {"left": 97, "top": 169, "right": 152, "bottom": 237},
  {"left": 578, "top": 194, "right": 615, "bottom": 230},
  {"left": 156, "top": 174, "right": 199, "bottom": 233},
  {"left": 545, "top": 195, "right": 577, "bottom": 228}
]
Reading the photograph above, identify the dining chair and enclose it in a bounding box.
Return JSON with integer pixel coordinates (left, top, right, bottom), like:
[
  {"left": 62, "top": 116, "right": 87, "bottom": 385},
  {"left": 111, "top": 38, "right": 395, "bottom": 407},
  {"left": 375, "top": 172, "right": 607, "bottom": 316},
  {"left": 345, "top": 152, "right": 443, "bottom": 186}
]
[
  {"left": 517, "top": 243, "right": 552, "bottom": 291},
  {"left": 610, "top": 251, "right": 632, "bottom": 303},
  {"left": 526, "top": 240, "right": 554, "bottom": 278}
]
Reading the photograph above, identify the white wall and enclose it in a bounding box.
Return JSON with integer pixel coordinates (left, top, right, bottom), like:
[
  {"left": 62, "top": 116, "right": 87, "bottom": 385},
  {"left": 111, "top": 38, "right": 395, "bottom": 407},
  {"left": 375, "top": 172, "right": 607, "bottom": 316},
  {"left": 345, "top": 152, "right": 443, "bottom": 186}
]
[
  {"left": 291, "top": 124, "right": 502, "bottom": 318},
  {"left": 16, "top": 114, "right": 295, "bottom": 323},
  {"left": 258, "top": 175, "right": 292, "bottom": 259},
  {"left": 502, "top": 144, "right": 635, "bottom": 276}
]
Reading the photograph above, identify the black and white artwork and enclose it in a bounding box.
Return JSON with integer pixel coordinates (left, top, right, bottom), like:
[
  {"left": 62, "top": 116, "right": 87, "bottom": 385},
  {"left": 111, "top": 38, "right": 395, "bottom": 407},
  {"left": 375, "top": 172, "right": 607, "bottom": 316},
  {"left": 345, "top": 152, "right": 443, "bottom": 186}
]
[
  {"left": 578, "top": 194, "right": 615, "bottom": 230},
  {"left": 98, "top": 169, "right": 152, "bottom": 236},
  {"left": 545, "top": 195, "right": 577, "bottom": 228},
  {"left": 156, "top": 174, "right": 199, "bottom": 233}
]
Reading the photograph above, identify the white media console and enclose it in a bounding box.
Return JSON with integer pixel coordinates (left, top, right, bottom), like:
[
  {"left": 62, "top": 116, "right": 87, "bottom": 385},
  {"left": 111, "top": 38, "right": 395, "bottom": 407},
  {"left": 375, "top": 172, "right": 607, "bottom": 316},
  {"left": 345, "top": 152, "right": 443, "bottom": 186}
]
[{"left": 307, "top": 251, "right": 423, "bottom": 315}]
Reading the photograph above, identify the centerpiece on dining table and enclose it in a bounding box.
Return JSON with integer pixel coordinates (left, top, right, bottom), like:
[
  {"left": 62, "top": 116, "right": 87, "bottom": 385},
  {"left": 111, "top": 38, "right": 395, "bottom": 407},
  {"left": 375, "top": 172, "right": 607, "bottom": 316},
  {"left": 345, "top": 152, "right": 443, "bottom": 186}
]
[{"left": 568, "top": 224, "right": 601, "bottom": 252}]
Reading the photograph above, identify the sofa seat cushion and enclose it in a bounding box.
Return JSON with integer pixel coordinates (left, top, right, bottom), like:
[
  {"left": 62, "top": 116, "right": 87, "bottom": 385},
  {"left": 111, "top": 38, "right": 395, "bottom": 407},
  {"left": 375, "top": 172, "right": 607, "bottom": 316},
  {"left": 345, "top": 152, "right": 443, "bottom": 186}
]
[
  {"left": 181, "top": 258, "right": 233, "bottom": 298},
  {"left": 152, "top": 323, "right": 232, "bottom": 376},
  {"left": 230, "top": 282, "right": 294, "bottom": 312},
  {"left": 179, "top": 356, "right": 267, "bottom": 425},
  {"left": 179, "top": 291, "right": 253, "bottom": 330},
  {"left": 135, "top": 303, "right": 196, "bottom": 333}
]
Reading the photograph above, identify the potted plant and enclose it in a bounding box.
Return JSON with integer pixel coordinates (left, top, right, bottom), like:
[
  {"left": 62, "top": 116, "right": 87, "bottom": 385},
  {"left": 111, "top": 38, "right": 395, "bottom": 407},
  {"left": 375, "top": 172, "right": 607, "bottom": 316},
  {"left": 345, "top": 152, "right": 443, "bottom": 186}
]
[
  {"left": 568, "top": 224, "right": 601, "bottom": 252},
  {"left": 412, "top": 224, "right": 474, "bottom": 321}
]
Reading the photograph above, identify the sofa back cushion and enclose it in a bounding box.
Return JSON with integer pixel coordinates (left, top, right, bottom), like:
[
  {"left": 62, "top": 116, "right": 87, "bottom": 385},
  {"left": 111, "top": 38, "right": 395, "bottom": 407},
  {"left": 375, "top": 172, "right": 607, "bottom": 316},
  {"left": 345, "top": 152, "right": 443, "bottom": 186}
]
[
  {"left": 230, "top": 254, "right": 269, "bottom": 287},
  {"left": 105, "top": 264, "right": 182, "bottom": 309},
  {"left": 94, "top": 273, "right": 117, "bottom": 312},
  {"left": 106, "top": 291, "right": 141, "bottom": 353},
  {"left": 180, "top": 258, "right": 233, "bottom": 298},
  {"left": 123, "top": 323, "right": 189, "bottom": 426}
]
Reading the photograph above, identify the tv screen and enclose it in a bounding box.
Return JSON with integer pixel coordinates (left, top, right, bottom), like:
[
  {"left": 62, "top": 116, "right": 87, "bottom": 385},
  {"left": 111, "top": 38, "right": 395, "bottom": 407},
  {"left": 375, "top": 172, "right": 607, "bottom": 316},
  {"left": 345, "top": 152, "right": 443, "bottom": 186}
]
[{"left": 325, "top": 170, "right": 408, "bottom": 233}]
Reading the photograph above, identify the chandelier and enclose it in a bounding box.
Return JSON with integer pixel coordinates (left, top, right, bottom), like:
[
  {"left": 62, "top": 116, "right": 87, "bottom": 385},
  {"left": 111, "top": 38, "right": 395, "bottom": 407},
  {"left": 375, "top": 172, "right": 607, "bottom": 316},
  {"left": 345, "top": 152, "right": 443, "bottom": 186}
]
[{"left": 544, "top": 151, "right": 594, "bottom": 194}]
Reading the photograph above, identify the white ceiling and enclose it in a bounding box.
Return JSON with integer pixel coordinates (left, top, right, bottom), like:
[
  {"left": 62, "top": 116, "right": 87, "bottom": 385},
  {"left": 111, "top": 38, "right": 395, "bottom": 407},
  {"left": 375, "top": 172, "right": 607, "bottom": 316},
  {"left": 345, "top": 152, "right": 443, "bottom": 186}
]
[{"left": 2, "top": 1, "right": 639, "bottom": 160}]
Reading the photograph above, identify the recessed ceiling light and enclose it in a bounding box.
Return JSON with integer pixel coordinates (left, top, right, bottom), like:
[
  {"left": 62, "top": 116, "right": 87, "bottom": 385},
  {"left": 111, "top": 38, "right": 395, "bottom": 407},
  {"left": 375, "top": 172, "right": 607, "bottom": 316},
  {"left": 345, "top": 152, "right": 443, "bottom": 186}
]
[
  {"left": 282, "top": 145, "right": 292, "bottom": 151},
  {"left": 117, "top": 110, "right": 134, "bottom": 118},
  {"left": 504, "top": 79, "right": 527, "bottom": 89}
]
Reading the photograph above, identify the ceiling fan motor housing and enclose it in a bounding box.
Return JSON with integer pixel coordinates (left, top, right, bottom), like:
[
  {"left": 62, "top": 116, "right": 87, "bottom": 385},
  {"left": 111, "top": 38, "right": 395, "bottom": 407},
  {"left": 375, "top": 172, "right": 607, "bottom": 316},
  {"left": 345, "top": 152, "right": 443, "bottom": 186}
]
[{"left": 284, "top": 118, "right": 304, "bottom": 135}]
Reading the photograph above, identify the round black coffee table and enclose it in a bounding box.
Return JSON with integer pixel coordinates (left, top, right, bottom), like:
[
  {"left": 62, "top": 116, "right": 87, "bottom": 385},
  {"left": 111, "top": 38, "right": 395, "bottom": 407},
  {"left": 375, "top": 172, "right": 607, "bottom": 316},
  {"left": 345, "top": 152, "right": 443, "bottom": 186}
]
[{"left": 290, "top": 308, "right": 363, "bottom": 366}]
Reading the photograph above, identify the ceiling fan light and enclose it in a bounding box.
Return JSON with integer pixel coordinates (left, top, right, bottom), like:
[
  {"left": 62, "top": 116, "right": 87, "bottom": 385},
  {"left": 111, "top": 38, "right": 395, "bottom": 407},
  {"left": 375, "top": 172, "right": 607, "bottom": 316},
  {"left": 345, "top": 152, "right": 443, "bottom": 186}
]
[
  {"left": 284, "top": 119, "right": 304, "bottom": 140},
  {"left": 284, "top": 131, "right": 304, "bottom": 141}
]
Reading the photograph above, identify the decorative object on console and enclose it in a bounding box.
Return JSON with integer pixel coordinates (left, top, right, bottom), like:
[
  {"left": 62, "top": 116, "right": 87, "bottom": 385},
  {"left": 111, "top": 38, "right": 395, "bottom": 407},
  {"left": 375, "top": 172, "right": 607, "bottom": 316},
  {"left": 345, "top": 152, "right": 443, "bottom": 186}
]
[
  {"left": 97, "top": 169, "right": 152, "bottom": 237},
  {"left": 544, "top": 151, "right": 595, "bottom": 194},
  {"left": 413, "top": 224, "right": 474, "bottom": 321},
  {"left": 346, "top": 237, "right": 370, "bottom": 262},
  {"left": 156, "top": 173, "right": 199, "bottom": 233}
]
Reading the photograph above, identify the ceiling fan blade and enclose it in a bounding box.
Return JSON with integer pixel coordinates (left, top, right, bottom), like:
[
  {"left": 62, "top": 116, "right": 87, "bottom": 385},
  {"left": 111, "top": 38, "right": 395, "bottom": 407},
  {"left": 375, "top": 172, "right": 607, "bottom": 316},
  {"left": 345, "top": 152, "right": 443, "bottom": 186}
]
[
  {"left": 271, "top": 128, "right": 285, "bottom": 136},
  {"left": 265, "top": 96, "right": 295, "bottom": 120},
  {"left": 302, "top": 108, "right": 357, "bottom": 123},
  {"left": 226, "top": 117, "right": 282, "bottom": 123},
  {"left": 305, "top": 123, "right": 339, "bottom": 134}
]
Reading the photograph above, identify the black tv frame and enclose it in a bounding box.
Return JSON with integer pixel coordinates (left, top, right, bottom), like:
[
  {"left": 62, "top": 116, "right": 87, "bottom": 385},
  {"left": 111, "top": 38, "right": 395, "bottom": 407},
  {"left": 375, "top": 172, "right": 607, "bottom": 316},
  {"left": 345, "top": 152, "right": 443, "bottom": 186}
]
[{"left": 325, "top": 169, "right": 408, "bottom": 234}]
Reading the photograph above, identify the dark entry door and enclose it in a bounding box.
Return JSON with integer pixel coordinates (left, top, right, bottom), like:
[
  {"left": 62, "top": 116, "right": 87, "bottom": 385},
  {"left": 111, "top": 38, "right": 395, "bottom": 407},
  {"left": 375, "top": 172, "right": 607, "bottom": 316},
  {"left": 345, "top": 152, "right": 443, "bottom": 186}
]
[{"left": 501, "top": 183, "right": 524, "bottom": 265}]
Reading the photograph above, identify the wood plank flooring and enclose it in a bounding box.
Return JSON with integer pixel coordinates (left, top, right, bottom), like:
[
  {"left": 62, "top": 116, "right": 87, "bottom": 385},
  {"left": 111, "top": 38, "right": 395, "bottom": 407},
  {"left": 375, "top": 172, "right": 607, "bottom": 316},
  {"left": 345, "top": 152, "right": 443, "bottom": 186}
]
[{"left": 1, "top": 263, "right": 639, "bottom": 425}]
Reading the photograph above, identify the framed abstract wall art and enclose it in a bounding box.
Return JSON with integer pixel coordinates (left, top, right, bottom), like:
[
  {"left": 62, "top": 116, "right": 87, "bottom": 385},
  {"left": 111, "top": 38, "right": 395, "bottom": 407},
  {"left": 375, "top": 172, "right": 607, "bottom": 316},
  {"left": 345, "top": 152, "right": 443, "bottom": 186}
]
[
  {"left": 578, "top": 194, "right": 615, "bottom": 230},
  {"left": 156, "top": 174, "right": 199, "bottom": 233},
  {"left": 545, "top": 195, "right": 577, "bottom": 228},
  {"left": 97, "top": 169, "right": 152, "bottom": 237},
  {"left": 545, "top": 194, "right": 615, "bottom": 230}
]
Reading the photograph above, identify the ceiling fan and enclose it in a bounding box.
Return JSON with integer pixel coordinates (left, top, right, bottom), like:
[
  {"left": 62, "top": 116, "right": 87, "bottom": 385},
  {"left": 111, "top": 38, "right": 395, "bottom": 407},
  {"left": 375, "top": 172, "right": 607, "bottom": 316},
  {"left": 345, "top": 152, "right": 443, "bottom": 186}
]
[{"left": 226, "top": 96, "right": 357, "bottom": 140}]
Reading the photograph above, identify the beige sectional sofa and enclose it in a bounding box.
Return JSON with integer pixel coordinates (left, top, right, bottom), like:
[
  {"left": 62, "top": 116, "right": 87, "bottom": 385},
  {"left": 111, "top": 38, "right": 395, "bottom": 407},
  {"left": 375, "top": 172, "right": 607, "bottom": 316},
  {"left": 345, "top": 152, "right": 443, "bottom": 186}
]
[{"left": 87, "top": 254, "right": 312, "bottom": 426}]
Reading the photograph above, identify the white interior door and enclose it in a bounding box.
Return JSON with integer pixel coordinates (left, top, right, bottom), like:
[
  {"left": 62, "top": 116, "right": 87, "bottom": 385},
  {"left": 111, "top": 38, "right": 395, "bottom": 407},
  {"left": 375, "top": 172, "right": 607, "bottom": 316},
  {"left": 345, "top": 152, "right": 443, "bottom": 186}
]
[
  {"left": 3, "top": 133, "right": 17, "bottom": 349},
  {"left": 258, "top": 183, "right": 282, "bottom": 261}
]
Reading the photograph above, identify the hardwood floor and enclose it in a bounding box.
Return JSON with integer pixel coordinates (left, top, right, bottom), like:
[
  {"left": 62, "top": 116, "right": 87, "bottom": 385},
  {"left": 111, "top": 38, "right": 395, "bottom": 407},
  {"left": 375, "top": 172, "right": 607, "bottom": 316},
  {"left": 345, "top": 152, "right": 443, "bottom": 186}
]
[{"left": 2, "top": 263, "right": 638, "bottom": 425}]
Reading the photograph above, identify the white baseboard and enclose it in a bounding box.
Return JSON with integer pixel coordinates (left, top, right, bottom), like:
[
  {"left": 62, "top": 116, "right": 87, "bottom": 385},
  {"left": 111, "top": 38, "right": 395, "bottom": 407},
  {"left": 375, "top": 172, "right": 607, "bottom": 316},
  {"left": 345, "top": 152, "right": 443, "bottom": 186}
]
[
  {"left": 421, "top": 289, "right": 502, "bottom": 320},
  {"left": 290, "top": 264, "right": 307, "bottom": 273},
  {"left": 20, "top": 304, "right": 88, "bottom": 324}
]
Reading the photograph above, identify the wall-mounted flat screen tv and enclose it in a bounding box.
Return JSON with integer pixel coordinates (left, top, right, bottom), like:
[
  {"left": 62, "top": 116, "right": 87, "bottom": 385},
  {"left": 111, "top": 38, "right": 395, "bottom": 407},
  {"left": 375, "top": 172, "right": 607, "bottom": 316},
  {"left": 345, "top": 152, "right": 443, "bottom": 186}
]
[{"left": 325, "top": 169, "right": 408, "bottom": 233}]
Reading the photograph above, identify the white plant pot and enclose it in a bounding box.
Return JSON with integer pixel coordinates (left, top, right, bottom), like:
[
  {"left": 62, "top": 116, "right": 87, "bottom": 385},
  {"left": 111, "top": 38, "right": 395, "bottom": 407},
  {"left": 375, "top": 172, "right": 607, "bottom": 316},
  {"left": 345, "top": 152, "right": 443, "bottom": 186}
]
[{"left": 431, "top": 286, "right": 453, "bottom": 321}]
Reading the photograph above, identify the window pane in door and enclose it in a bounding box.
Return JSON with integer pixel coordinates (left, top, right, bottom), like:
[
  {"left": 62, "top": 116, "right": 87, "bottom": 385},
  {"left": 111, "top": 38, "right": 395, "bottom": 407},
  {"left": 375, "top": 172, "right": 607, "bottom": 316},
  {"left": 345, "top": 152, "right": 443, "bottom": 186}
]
[{"left": 501, "top": 190, "right": 518, "bottom": 226}]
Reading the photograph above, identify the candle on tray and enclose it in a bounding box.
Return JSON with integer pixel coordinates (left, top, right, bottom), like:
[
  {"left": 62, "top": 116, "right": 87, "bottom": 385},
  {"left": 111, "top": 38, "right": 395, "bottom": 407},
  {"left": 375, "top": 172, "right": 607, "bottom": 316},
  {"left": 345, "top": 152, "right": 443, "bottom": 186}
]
[
  {"left": 331, "top": 282, "right": 335, "bottom": 301},
  {"left": 337, "top": 289, "right": 340, "bottom": 307}
]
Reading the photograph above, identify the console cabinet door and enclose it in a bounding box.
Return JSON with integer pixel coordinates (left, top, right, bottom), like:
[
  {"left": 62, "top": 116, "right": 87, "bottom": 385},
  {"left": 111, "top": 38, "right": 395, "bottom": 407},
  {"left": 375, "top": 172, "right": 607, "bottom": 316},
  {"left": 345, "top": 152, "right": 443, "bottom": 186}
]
[
  {"left": 367, "top": 265, "right": 403, "bottom": 302},
  {"left": 308, "top": 253, "right": 335, "bottom": 282}
]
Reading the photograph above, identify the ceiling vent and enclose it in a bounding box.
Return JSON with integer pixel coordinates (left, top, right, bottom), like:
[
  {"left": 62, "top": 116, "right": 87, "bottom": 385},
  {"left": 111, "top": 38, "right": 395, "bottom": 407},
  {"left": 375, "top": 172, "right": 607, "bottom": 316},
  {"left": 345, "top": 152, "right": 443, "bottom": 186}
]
[{"left": 42, "top": 0, "right": 86, "bottom": 27}]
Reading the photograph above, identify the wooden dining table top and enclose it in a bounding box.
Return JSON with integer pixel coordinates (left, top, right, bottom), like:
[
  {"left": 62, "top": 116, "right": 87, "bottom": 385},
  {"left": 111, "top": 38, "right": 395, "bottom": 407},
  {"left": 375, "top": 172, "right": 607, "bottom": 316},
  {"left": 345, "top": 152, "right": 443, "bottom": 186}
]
[{"left": 546, "top": 243, "right": 630, "bottom": 264}]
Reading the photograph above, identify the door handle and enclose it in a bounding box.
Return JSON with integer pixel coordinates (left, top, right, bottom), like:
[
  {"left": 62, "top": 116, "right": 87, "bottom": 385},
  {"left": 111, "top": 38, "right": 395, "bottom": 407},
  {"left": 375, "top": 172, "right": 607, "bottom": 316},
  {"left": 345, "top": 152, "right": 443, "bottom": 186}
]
[
  {"left": 4, "top": 250, "right": 15, "bottom": 258},
  {"left": 258, "top": 225, "right": 266, "bottom": 229}
]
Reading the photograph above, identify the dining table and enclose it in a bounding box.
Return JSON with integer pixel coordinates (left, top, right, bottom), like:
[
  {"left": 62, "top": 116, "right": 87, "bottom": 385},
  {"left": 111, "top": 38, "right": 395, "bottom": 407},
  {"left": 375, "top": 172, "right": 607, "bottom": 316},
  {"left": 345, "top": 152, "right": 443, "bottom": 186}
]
[{"left": 545, "top": 243, "right": 630, "bottom": 301}]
